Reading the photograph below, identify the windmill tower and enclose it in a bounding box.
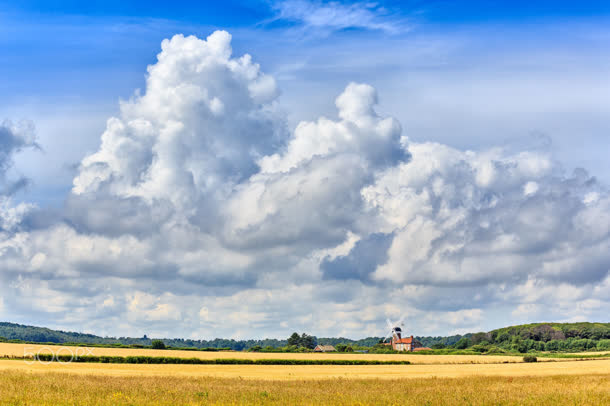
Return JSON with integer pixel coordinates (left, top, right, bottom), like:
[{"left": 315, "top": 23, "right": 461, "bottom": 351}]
[
  {"left": 383, "top": 316, "right": 423, "bottom": 352},
  {"left": 383, "top": 317, "right": 406, "bottom": 350},
  {"left": 391, "top": 326, "right": 402, "bottom": 342}
]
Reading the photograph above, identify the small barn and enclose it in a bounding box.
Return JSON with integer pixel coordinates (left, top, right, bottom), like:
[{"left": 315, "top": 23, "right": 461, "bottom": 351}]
[{"left": 314, "top": 345, "right": 336, "bottom": 352}]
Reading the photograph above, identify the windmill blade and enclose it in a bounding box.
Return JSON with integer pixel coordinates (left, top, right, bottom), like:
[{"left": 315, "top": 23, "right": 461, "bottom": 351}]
[{"left": 382, "top": 318, "right": 395, "bottom": 342}]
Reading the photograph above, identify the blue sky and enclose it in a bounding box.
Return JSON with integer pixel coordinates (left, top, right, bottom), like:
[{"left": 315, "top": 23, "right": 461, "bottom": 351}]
[
  {"left": 2, "top": 0, "right": 609, "bottom": 206},
  {"left": 0, "top": 1, "right": 609, "bottom": 339}
]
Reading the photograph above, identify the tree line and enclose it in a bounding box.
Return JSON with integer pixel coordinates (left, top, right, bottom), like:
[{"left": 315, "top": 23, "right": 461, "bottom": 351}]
[{"left": 2, "top": 321, "right": 608, "bottom": 353}]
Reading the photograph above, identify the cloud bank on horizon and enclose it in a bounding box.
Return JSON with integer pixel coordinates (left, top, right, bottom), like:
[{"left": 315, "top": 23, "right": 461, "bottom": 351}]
[{"left": 0, "top": 30, "right": 608, "bottom": 339}]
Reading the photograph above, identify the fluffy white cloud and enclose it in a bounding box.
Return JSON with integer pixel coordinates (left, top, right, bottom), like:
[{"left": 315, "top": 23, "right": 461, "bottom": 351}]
[
  {"left": 0, "top": 31, "right": 608, "bottom": 339},
  {"left": 225, "top": 82, "right": 406, "bottom": 252},
  {"left": 127, "top": 292, "right": 182, "bottom": 322},
  {"left": 73, "top": 31, "right": 282, "bottom": 217},
  {"left": 364, "top": 142, "right": 610, "bottom": 287},
  {"left": 0, "top": 120, "right": 38, "bottom": 231},
  {"left": 259, "top": 82, "right": 404, "bottom": 174},
  {"left": 0, "top": 120, "right": 37, "bottom": 177}
]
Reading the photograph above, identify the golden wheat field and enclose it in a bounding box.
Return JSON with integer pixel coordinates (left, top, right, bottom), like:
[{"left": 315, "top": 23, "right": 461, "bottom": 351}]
[
  {"left": 1, "top": 358, "right": 610, "bottom": 380},
  {"left": 2, "top": 342, "right": 606, "bottom": 364},
  {"left": 0, "top": 370, "right": 608, "bottom": 405},
  {"left": 1, "top": 343, "right": 609, "bottom": 405}
]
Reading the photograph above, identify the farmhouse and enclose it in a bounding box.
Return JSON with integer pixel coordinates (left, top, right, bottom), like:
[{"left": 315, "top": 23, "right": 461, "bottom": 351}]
[
  {"left": 390, "top": 335, "right": 424, "bottom": 352},
  {"left": 385, "top": 327, "right": 425, "bottom": 352},
  {"left": 314, "top": 345, "right": 337, "bottom": 352}
]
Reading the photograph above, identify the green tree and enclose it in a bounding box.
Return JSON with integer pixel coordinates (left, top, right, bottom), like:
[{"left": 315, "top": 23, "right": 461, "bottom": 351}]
[
  {"left": 300, "top": 333, "right": 317, "bottom": 349},
  {"left": 545, "top": 340, "right": 560, "bottom": 351},
  {"left": 287, "top": 332, "right": 301, "bottom": 347},
  {"left": 151, "top": 340, "right": 166, "bottom": 349},
  {"left": 454, "top": 337, "right": 470, "bottom": 349},
  {"left": 596, "top": 339, "right": 610, "bottom": 350},
  {"left": 495, "top": 332, "right": 510, "bottom": 343},
  {"left": 470, "top": 332, "right": 490, "bottom": 345}
]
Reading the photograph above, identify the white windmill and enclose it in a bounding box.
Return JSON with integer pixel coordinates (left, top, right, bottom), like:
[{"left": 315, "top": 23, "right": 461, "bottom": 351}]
[{"left": 383, "top": 316, "right": 406, "bottom": 345}]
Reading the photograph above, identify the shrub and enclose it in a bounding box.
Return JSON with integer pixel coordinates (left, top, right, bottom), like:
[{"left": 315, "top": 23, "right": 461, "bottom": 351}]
[
  {"left": 35, "top": 354, "right": 411, "bottom": 366},
  {"left": 544, "top": 340, "right": 561, "bottom": 351},
  {"left": 471, "top": 344, "right": 490, "bottom": 353},
  {"left": 596, "top": 339, "right": 610, "bottom": 350},
  {"left": 511, "top": 342, "right": 529, "bottom": 353},
  {"left": 151, "top": 340, "right": 166, "bottom": 350},
  {"left": 523, "top": 355, "right": 537, "bottom": 363},
  {"left": 335, "top": 343, "right": 347, "bottom": 352}
]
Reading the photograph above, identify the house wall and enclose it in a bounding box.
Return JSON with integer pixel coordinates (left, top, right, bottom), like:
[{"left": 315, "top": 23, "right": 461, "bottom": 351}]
[
  {"left": 392, "top": 342, "right": 419, "bottom": 352},
  {"left": 393, "top": 343, "right": 408, "bottom": 351}
]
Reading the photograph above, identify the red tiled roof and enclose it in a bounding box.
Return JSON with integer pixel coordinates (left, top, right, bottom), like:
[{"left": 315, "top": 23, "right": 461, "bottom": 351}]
[
  {"left": 314, "top": 345, "right": 336, "bottom": 352},
  {"left": 395, "top": 337, "right": 414, "bottom": 344}
]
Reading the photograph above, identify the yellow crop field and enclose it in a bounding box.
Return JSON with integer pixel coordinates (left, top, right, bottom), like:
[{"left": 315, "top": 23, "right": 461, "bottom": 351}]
[
  {"left": 1, "top": 345, "right": 609, "bottom": 404},
  {"left": 0, "top": 358, "right": 609, "bottom": 380},
  {"left": 2, "top": 342, "right": 605, "bottom": 364},
  {"left": 576, "top": 350, "right": 610, "bottom": 356},
  {"left": 0, "top": 369, "right": 608, "bottom": 405}
]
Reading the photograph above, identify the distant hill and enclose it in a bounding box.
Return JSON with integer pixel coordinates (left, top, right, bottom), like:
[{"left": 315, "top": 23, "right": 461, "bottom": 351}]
[
  {"left": 462, "top": 322, "right": 610, "bottom": 352},
  {"left": 1, "top": 321, "right": 608, "bottom": 351},
  {"left": 472, "top": 322, "right": 610, "bottom": 343},
  {"left": 0, "top": 321, "right": 463, "bottom": 350},
  {"left": 490, "top": 322, "right": 610, "bottom": 341},
  {"left": 0, "top": 322, "right": 284, "bottom": 350},
  {"left": 0, "top": 322, "right": 120, "bottom": 345}
]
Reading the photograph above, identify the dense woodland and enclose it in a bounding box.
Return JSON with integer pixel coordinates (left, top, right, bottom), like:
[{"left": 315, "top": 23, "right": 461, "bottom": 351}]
[
  {"left": 462, "top": 322, "right": 610, "bottom": 353},
  {"left": 1, "top": 322, "right": 608, "bottom": 353}
]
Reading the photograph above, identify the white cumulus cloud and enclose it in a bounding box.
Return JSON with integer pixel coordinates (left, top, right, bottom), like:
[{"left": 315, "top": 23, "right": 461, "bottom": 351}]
[{"left": 0, "top": 31, "right": 608, "bottom": 338}]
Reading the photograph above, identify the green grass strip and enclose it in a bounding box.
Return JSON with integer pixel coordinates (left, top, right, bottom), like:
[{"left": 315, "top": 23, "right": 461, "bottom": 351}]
[{"left": 533, "top": 352, "right": 610, "bottom": 359}]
